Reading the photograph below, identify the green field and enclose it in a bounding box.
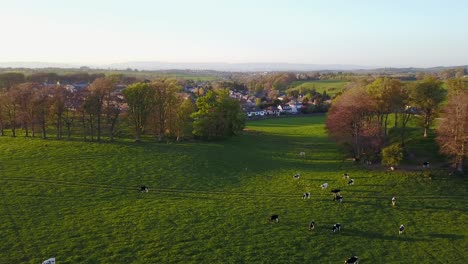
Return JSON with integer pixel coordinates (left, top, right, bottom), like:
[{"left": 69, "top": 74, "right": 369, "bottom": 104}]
[
  {"left": 287, "top": 80, "right": 349, "bottom": 96},
  {"left": 1, "top": 116, "right": 466, "bottom": 263}
]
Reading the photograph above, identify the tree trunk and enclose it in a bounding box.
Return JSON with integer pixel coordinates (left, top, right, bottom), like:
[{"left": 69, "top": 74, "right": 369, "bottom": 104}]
[
  {"left": 97, "top": 111, "right": 101, "bottom": 142},
  {"left": 31, "top": 121, "right": 35, "bottom": 137},
  {"left": 41, "top": 120, "right": 47, "bottom": 139},
  {"left": 57, "top": 114, "right": 62, "bottom": 140},
  {"left": 25, "top": 125, "right": 29, "bottom": 137},
  {"left": 135, "top": 129, "right": 141, "bottom": 142},
  {"left": 394, "top": 112, "right": 398, "bottom": 128},
  {"left": 66, "top": 122, "right": 71, "bottom": 140}
]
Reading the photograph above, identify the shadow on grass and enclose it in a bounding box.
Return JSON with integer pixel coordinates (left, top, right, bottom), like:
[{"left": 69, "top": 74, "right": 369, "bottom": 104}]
[{"left": 341, "top": 228, "right": 429, "bottom": 242}]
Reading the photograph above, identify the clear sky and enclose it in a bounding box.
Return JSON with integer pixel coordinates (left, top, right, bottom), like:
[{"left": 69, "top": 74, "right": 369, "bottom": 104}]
[{"left": 1, "top": 0, "right": 467, "bottom": 67}]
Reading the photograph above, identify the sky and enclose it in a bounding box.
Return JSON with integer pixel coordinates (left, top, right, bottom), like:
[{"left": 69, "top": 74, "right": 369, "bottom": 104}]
[{"left": 0, "top": 0, "right": 467, "bottom": 67}]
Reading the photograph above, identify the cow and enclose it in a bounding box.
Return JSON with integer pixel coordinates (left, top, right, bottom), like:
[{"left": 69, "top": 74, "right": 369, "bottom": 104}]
[
  {"left": 269, "top": 214, "right": 279, "bottom": 223},
  {"left": 333, "top": 195, "right": 343, "bottom": 202},
  {"left": 302, "top": 192, "right": 311, "bottom": 199},
  {"left": 321, "top": 183, "right": 329, "bottom": 189},
  {"left": 342, "top": 173, "right": 350, "bottom": 179},
  {"left": 139, "top": 185, "right": 149, "bottom": 193},
  {"left": 309, "top": 221, "right": 315, "bottom": 231},
  {"left": 332, "top": 223, "right": 341, "bottom": 232},
  {"left": 399, "top": 224, "right": 405, "bottom": 235},
  {"left": 348, "top": 179, "right": 354, "bottom": 185},
  {"left": 392, "top": 196, "right": 396, "bottom": 206},
  {"left": 293, "top": 173, "right": 300, "bottom": 179},
  {"left": 299, "top": 152, "right": 306, "bottom": 157},
  {"left": 423, "top": 161, "right": 430, "bottom": 168},
  {"left": 344, "top": 256, "right": 359, "bottom": 264},
  {"left": 331, "top": 189, "right": 341, "bottom": 196}
]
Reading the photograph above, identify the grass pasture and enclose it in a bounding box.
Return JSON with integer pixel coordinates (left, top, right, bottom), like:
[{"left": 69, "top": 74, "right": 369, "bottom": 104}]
[
  {"left": 287, "top": 80, "right": 349, "bottom": 96},
  {"left": 0, "top": 116, "right": 467, "bottom": 263}
]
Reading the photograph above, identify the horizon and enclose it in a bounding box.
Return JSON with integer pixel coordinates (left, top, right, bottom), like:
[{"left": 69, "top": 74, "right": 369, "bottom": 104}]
[{"left": 1, "top": 0, "right": 467, "bottom": 67}]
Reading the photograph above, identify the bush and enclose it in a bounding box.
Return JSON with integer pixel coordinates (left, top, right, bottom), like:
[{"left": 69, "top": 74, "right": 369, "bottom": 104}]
[{"left": 381, "top": 143, "right": 404, "bottom": 167}]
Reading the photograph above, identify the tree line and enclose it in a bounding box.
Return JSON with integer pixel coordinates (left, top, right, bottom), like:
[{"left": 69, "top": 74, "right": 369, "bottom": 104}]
[
  {"left": 325, "top": 77, "right": 467, "bottom": 173},
  {"left": 0, "top": 76, "right": 245, "bottom": 142}
]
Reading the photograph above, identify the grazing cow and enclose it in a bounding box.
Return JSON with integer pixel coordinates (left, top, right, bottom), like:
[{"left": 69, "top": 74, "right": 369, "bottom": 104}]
[
  {"left": 269, "top": 214, "right": 279, "bottom": 223},
  {"left": 321, "top": 183, "right": 329, "bottom": 189},
  {"left": 302, "top": 192, "right": 311, "bottom": 199},
  {"left": 423, "top": 161, "right": 430, "bottom": 168},
  {"left": 342, "top": 173, "right": 350, "bottom": 179},
  {"left": 332, "top": 223, "right": 341, "bottom": 232},
  {"left": 348, "top": 179, "right": 354, "bottom": 185},
  {"left": 392, "top": 196, "right": 396, "bottom": 206},
  {"left": 333, "top": 195, "right": 343, "bottom": 202},
  {"left": 344, "top": 256, "right": 359, "bottom": 264},
  {"left": 139, "top": 185, "right": 149, "bottom": 193},
  {"left": 399, "top": 224, "right": 405, "bottom": 235},
  {"left": 293, "top": 173, "right": 301, "bottom": 179},
  {"left": 331, "top": 189, "right": 341, "bottom": 196},
  {"left": 309, "top": 221, "right": 315, "bottom": 231},
  {"left": 299, "top": 152, "right": 306, "bottom": 157}
]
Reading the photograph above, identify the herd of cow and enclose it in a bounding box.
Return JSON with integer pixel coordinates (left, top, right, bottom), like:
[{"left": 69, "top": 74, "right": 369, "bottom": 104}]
[
  {"left": 136, "top": 152, "right": 426, "bottom": 264},
  {"left": 268, "top": 169, "right": 406, "bottom": 264}
]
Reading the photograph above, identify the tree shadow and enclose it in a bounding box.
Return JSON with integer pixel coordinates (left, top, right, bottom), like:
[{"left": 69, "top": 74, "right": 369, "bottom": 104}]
[{"left": 340, "top": 228, "right": 429, "bottom": 242}]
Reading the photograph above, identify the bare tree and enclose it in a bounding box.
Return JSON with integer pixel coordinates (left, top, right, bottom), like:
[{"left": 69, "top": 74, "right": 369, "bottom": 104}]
[{"left": 436, "top": 79, "right": 468, "bottom": 173}]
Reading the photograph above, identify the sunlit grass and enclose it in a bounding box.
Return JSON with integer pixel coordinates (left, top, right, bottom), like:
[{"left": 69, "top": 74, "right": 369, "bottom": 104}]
[{"left": 0, "top": 115, "right": 466, "bottom": 263}]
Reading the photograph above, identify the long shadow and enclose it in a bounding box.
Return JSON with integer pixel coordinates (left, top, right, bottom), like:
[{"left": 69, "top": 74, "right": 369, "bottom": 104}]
[{"left": 340, "top": 228, "right": 430, "bottom": 242}]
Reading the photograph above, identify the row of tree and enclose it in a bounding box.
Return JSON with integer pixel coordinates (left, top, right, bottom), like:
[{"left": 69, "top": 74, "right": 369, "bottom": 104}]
[
  {"left": 0, "top": 77, "right": 246, "bottom": 142},
  {"left": 326, "top": 77, "right": 467, "bottom": 173}
]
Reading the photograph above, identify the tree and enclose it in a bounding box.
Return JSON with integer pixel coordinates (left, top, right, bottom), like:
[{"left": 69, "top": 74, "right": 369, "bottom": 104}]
[
  {"left": 170, "top": 97, "right": 195, "bottom": 141},
  {"left": 381, "top": 143, "right": 404, "bottom": 168},
  {"left": 410, "top": 77, "right": 446, "bottom": 137},
  {"left": 149, "top": 79, "right": 180, "bottom": 141},
  {"left": 88, "top": 77, "right": 114, "bottom": 141},
  {"left": 50, "top": 85, "right": 68, "bottom": 139},
  {"left": 33, "top": 87, "right": 51, "bottom": 139},
  {"left": 436, "top": 79, "right": 468, "bottom": 173},
  {"left": 366, "top": 78, "right": 405, "bottom": 137},
  {"left": 12, "top": 83, "right": 37, "bottom": 137},
  {"left": 2, "top": 88, "right": 19, "bottom": 137},
  {"left": 122, "top": 83, "right": 154, "bottom": 142},
  {"left": 0, "top": 72, "right": 25, "bottom": 90},
  {"left": 326, "top": 87, "right": 380, "bottom": 160},
  {"left": 192, "top": 89, "right": 245, "bottom": 139}
]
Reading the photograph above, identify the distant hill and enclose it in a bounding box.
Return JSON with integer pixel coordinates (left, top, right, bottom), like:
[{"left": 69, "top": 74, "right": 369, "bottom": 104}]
[
  {"left": 106, "top": 61, "right": 378, "bottom": 72},
  {"left": 0, "top": 61, "right": 466, "bottom": 73}
]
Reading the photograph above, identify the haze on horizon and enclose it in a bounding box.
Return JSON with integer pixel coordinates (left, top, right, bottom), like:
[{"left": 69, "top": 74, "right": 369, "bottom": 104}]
[{"left": 1, "top": 0, "right": 467, "bottom": 68}]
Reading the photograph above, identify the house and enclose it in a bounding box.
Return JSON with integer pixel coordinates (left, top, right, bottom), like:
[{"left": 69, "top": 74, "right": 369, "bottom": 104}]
[
  {"left": 277, "top": 104, "right": 293, "bottom": 114},
  {"left": 244, "top": 106, "right": 265, "bottom": 118},
  {"left": 264, "top": 106, "right": 280, "bottom": 116}
]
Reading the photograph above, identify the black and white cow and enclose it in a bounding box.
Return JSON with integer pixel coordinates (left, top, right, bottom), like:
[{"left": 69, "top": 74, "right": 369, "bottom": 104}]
[
  {"left": 348, "top": 179, "right": 354, "bottom": 185},
  {"left": 269, "top": 214, "right": 279, "bottom": 223},
  {"left": 293, "top": 173, "right": 301, "bottom": 179},
  {"left": 321, "top": 183, "right": 329, "bottom": 189},
  {"left": 139, "top": 185, "right": 149, "bottom": 192},
  {"left": 399, "top": 224, "right": 405, "bottom": 235},
  {"left": 344, "top": 256, "right": 359, "bottom": 264},
  {"left": 332, "top": 223, "right": 342, "bottom": 232},
  {"left": 302, "top": 192, "right": 311, "bottom": 199},
  {"left": 309, "top": 221, "right": 315, "bottom": 231},
  {"left": 392, "top": 196, "right": 396, "bottom": 206},
  {"left": 333, "top": 195, "right": 343, "bottom": 202},
  {"left": 331, "top": 189, "right": 341, "bottom": 196},
  {"left": 342, "top": 173, "right": 350, "bottom": 179},
  {"left": 423, "top": 161, "right": 430, "bottom": 168}
]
